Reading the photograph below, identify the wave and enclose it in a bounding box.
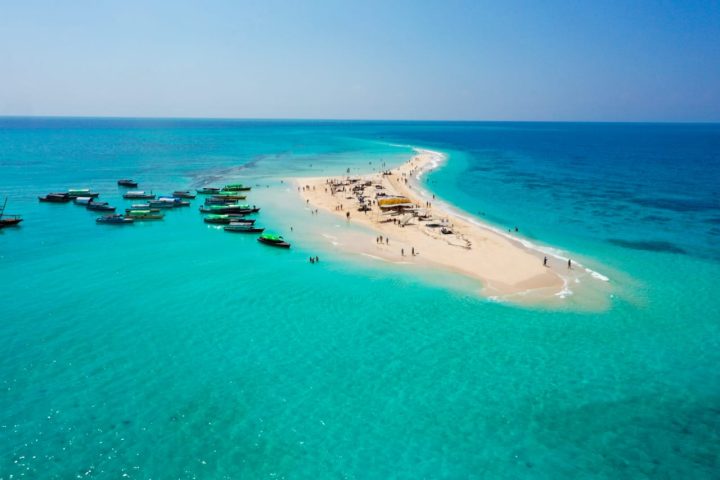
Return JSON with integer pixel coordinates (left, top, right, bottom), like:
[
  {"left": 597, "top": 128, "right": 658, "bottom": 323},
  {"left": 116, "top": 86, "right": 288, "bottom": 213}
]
[{"left": 408, "top": 146, "right": 611, "bottom": 284}]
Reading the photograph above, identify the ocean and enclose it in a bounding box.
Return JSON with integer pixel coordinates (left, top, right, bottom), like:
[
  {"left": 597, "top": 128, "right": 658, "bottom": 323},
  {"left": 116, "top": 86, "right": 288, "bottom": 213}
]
[{"left": 1, "top": 118, "right": 718, "bottom": 478}]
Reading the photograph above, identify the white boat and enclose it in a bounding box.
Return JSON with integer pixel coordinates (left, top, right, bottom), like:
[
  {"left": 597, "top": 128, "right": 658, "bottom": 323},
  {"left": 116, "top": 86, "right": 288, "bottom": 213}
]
[{"left": 123, "top": 191, "right": 155, "bottom": 199}]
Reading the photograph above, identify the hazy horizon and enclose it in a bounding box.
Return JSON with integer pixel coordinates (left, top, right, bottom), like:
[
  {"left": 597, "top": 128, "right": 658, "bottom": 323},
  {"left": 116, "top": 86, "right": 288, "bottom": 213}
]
[
  {"left": 2, "top": 0, "right": 719, "bottom": 122},
  {"left": 3, "top": 114, "right": 720, "bottom": 124}
]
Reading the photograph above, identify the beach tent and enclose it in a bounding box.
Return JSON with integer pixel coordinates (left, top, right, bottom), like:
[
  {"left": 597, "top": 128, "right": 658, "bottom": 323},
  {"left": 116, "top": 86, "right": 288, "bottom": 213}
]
[{"left": 377, "top": 197, "right": 411, "bottom": 207}]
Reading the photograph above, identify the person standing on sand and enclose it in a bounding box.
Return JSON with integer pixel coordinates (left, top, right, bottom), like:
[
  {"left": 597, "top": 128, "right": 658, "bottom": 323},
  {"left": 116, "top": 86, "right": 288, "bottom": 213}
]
[
  {"left": 346, "top": 211, "right": 350, "bottom": 221},
  {"left": 412, "top": 247, "right": 415, "bottom": 256},
  {"left": 568, "top": 259, "right": 572, "bottom": 269},
  {"left": 544, "top": 256, "right": 548, "bottom": 267},
  {"left": 401, "top": 248, "right": 404, "bottom": 256}
]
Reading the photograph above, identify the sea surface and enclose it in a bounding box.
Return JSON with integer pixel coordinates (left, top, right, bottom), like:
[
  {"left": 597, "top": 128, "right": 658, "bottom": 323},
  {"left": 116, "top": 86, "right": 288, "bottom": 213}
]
[{"left": 1, "top": 118, "right": 718, "bottom": 479}]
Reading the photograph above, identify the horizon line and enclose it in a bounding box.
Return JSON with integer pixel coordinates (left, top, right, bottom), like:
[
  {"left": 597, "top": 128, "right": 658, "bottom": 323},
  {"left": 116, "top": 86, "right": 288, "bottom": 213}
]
[{"left": 0, "top": 114, "right": 718, "bottom": 125}]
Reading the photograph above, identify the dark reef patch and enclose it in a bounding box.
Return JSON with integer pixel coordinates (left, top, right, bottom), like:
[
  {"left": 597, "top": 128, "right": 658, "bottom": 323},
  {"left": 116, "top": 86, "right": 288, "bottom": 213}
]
[
  {"left": 607, "top": 238, "right": 686, "bottom": 254},
  {"left": 629, "top": 196, "right": 718, "bottom": 213}
]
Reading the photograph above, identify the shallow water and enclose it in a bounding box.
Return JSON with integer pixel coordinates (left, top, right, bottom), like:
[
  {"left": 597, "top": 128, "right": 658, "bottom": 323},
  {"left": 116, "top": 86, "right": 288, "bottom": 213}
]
[{"left": 1, "top": 118, "right": 718, "bottom": 478}]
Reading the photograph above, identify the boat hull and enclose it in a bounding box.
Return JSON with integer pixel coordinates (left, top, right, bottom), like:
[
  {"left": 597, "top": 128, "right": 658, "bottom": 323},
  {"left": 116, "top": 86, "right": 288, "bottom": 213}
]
[
  {"left": 0, "top": 218, "right": 23, "bottom": 227},
  {"left": 224, "top": 226, "right": 264, "bottom": 233},
  {"left": 172, "top": 191, "right": 196, "bottom": 199},
  {"left": 39, "top": 195, "right": 71, "bottom": 203},
  {"left": 97, "top": 215, "right": 134, "bottom": 224},
  {"left": 258, "top": 238, "right": 291, "bottom": 248},
  {"left": 67, "top": 191, "right": 99, "bottom": 198},
  {"left": 87, "top": 203, "right": 116, "bottom": 212},
  {"left": 123, "top": 194, "right": 156, "bottom": 200}
]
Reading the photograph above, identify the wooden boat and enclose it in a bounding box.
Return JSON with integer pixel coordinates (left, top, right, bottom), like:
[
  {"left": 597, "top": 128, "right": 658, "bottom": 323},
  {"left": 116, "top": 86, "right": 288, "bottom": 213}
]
[
  {"left": 0, "top": 197, "right": 23, "bottom": 227},
  {"left": 224, "top": 224, "right": 265, "bottom": 233},
  {"left": 228, "top": 219, "right": 256, "bottom": 225},
  {"left": 214, "top": 192, "right": 248, "bottom": 199},
  {"left": 96, "top": 214, "right": 134, "bottom": 225},
  {"left": 222, "top": 183, "right": 252, "bottom": 192},
  {"left": 199, "top": 204, "right": 256, "bottom": 214},
  {"left": 204, "top": 196, "right": 248, "bottom": 205},
  {"left": 172, "top": 190, "right": 196, "bottom": 199},
  {"left": 0, "top": 214, "right": 22, "bottom": 227},
  {"left": 196, "top": 187, "right": 221, "bottom": 194},
  {"left": 86, "top": 202, "right": 116, "bottom": 212},
  {"left": 117, "top": 179, "right": 138, "bottom": 188},
  {"left": 125, "top": 209, "right": 164, "bottom": 220},
  {"left": 39, "top": 193, "right": 72, "bottom": 203},
  {"left": 67, "top": 188, "right": 100, "bottom": 198},
  {"left": 200, "top": 202, "right": 258, "bottom": 213},
  {"left": 126, "top": 207, "right": 160, "bottom": 213},
  {"left": 149, "top": 199, "right": 176, "bottom": 209},
  {"left": 123, "top": 191, "right": 155, "bottom": 200},
  {"left": 257, "top": 232, "right": 290, "bottom": 248},
  {"left": 204, "top": 198, "right": 234, "bottom": 205},
  {"left": 158, "top": 197, "right": 190, "bottom": 207},
  {"left": 202, "top": 214, "right": 250, "bottom": 225},
  {"left": 74, "top": 196, "right": 94, "bottom": 205}
]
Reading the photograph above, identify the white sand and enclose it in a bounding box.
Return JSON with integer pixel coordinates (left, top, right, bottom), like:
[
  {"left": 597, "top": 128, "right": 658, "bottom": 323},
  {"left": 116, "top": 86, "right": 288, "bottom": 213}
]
[{"left": 296, "top": 150, "right": 581, "bottom": 300}]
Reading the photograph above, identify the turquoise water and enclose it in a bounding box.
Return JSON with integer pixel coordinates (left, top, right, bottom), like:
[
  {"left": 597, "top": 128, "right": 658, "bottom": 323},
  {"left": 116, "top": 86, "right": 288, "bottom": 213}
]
[{"left": 1, "top": 119, "right": 718, "bottom": 478}]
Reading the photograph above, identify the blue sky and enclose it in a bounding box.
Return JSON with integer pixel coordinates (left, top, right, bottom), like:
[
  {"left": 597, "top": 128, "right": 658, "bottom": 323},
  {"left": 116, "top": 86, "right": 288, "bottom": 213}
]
[{"left": 1, "top": 0, "right": 719, "bottom": 121}]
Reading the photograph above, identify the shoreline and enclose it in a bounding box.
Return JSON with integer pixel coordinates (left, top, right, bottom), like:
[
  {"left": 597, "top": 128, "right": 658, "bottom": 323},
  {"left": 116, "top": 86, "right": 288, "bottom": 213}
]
[{"left": 295, "top": 148, "right": 606, "bottom": 302}]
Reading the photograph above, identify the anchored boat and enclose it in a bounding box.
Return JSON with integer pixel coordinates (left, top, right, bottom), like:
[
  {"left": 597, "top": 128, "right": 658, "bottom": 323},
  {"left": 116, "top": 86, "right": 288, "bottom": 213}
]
[
  {"left": 123, "top": 191, "right": 156, "bottom": 200},
  {"left": 199, "top": 204, "right": 259, "bottom": 214},
  {"left": 39, "top": 193, "right": 72, "bottom": 203},
  {"left": 0, "top": 197, "right": 23, "bottom": 227},
  {"left": 117, "top": 179, "right": 138, "bottom": 188},
  {"left": 86, "top": 202, "right": 116, "bottom": 212},
  {"left": 148, "top": 199, "right": 176, "bottom": 209},
  {"left": 67, "top": 188, "right": 100, "bottom": 198},
  {"left": 196, "top": 187, "right": 221, "bottom": 194},
  {"left": 213, "top": 192, "right": 248, "bottom": 199},
  {"left": 158, "top": 196, "right": 190, "bottom": 207},
  {"left": 96, "top": 214, "right": 134, "bottom": 225},
  {"left": 204, "top": 196, "right": 247, "bottom": 205},
  {"left": 224, "top": 223, "right": 265, "bottom": 233},
  {"left": 125, "top": 209, "right": 164, "bottom": 220},
  {"left": 73, "top": 196, "right": 94, "bottom": 205},
  {"left": 221, "top": 183, "right": 252, "bottom": 192},
  {"left": 125, "top": 207, "right": 160, "bottom": 213},
  {"left": 172, "top": 190, "right": 196, "bottom": 199},
  {"left": 202, "top": 214, "right": 252, "bottom": 225},
  {"left": 257, "top": 232, "right": 290, "bottom": 248}
]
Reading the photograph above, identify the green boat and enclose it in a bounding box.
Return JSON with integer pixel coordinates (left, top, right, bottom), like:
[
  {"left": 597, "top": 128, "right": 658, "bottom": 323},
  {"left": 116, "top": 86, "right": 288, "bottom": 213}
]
[
  {"left": 199, "top": 204, "right": 260, "bottom": 214},
  {"left": 221, "top": 183, "right": 252, "bottom": 192},
  {"left": 257, "top": 232, "right": 290, "bottom": 248},
  {"left": 67, "top": 188, "right": 100, "bottom": 198},
  {"left": 215, "top": 191, "right": 247, "bottom": 199},
  {"left": 203, "top": 214, "right": 237, "bottom": 224}
]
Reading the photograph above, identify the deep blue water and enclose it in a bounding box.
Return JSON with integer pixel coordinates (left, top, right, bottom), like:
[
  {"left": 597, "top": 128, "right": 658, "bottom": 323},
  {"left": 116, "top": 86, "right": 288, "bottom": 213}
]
[{"left": 1, "top": 118, "right": 719, "bottom": 478}]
